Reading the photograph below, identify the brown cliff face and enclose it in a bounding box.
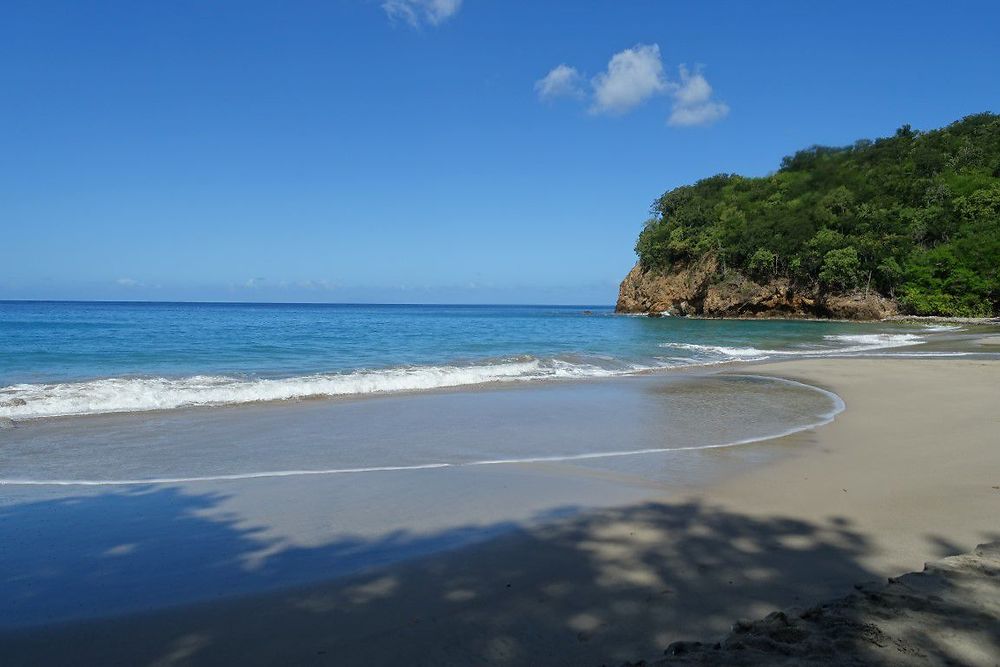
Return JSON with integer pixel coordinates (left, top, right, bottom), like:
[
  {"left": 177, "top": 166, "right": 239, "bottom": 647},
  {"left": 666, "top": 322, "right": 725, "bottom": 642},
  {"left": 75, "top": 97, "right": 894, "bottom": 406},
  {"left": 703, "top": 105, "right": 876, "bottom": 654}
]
[{"left": 616, "top": 261, "right": 898, "bottom": 320}]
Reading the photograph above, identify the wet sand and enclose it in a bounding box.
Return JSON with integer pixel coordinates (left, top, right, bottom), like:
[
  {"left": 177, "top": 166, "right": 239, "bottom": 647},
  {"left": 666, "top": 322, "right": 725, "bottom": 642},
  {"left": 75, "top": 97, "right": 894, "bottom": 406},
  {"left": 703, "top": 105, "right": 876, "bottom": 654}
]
[{"left": 1, "top": 358, "right": 999, "bottom": 665}]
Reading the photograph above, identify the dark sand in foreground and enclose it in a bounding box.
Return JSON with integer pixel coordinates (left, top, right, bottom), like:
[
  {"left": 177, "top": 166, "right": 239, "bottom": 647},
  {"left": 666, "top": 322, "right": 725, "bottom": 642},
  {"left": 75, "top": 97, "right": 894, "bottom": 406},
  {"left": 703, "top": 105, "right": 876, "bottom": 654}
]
[
  {"left": 1, "top": 358, "right": 998, "bottom": 666},
  {"left": 657, "top": 540, "right": 1000, "bottom": 665}
]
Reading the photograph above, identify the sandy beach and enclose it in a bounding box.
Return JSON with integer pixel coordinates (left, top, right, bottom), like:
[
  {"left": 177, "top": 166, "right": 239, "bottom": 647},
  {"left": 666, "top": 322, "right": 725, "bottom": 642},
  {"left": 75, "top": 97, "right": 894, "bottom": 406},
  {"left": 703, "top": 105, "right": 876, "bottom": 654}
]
[
  {"left": 7, "top": 3, "right": 1000, "bottom": 665},
  {"left": 1, "top": 358, "right": 999, "bottom": 666}
]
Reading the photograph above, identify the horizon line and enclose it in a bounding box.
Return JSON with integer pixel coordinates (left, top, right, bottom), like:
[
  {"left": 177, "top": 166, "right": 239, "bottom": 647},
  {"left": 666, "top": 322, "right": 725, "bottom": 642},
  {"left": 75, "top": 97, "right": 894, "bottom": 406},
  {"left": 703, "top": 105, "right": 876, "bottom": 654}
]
[{"left": 0, "top": 298, "right": 615, "bottom": 308}]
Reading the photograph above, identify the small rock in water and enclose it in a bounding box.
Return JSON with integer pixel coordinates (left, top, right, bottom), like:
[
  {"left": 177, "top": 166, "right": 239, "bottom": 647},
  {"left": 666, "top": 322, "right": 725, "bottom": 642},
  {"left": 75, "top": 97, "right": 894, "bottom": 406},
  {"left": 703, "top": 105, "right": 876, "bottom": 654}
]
[{"left": 1, "top": 398, "right": 27, "bottom": 407}]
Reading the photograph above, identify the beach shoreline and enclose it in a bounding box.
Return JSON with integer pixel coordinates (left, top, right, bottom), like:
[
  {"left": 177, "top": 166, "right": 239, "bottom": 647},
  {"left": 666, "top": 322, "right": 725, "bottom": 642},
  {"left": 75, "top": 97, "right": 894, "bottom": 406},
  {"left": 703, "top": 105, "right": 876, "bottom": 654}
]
[{"left": 1, "top": 357, "right": 998, "bottom": 665}]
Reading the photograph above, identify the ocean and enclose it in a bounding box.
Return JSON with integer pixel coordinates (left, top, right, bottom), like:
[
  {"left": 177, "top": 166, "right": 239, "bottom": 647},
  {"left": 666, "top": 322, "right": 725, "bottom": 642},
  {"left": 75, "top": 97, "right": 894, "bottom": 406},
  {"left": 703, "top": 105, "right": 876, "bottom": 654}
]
[
  {"left": 0, "top": 301, "right": 971, "bottom": 421},
  {"left": 0, "top": 300, "right": 994, "bottom": 626}
]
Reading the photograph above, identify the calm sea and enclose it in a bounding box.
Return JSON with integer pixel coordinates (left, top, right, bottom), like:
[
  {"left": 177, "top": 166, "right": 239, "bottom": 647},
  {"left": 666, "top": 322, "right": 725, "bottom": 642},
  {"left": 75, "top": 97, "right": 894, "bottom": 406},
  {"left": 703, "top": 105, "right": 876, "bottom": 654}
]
[
  {"left": 0, "top": 300, "right": 970, "bottom": 420},
  {"left": 0, "top": 301, "right": 989, "bottom": 625}
]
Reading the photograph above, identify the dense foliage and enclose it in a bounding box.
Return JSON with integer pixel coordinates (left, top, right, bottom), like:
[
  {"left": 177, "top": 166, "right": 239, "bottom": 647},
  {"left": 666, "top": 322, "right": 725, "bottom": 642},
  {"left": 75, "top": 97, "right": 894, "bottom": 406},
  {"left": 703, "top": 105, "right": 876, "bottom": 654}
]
[{"left": 635, "top": 113, "right": 1000, "bottom": 316}]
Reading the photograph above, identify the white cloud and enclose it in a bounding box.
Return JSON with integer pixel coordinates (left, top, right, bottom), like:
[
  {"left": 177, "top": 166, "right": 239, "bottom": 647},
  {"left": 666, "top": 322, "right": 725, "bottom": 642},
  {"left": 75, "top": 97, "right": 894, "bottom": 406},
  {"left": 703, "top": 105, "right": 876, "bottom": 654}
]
[
  {"left": 382, "top": 0, "right": 462, "bottom": 27},
  {"left": 590, "top": 44, "right": 668, "bottom": 115},
  {"left": 534, "top": 64, "right": 584, "bottom": 101},
  {"left": 673, "top": 65, "right": 711, "bottom": 105},
  {"left": 537, "top": 48, "right": 730, "bottom": 128},
  {"left": 116, "top": 278, "right": 141, "bottom": 287},
  {"left": 667, "top": 65, "right": 730, "bottom": 127},
  {"left": 668, "top": 100, "right": 730, "bottom": 127}
]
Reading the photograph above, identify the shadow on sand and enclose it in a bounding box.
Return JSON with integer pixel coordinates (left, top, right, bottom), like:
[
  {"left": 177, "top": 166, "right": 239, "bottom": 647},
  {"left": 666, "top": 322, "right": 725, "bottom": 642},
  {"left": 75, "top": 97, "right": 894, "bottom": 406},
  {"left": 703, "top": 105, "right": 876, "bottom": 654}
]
[{"left": 1, "top": 486, "right": 996, "bottom": 666}]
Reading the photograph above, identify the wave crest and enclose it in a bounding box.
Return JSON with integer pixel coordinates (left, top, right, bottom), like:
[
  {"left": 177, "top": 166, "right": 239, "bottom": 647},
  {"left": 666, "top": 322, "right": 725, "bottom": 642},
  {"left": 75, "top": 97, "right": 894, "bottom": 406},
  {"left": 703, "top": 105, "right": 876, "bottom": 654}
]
[
  {"left": 661, "top": 332, "right": 924, "bottom": 360},
  {"left": 0, "top": 357, "right": 649, "bottom": 420}
]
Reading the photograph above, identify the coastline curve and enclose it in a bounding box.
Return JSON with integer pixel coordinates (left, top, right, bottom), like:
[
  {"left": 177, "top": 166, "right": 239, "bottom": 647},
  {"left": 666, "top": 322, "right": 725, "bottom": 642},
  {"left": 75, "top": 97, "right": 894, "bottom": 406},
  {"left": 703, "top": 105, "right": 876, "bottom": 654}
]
[{"left": 0, "top": 375, "right": 844, "bottom": 487}]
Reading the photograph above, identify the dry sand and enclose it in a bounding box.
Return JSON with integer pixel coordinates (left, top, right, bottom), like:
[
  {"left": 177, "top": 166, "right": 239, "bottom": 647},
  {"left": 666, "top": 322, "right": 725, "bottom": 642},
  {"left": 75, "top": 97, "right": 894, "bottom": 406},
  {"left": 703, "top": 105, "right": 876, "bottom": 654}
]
[
  {"left": 712, "top": 358, "right": 1000, "bottom": 578},
  {"left": 2, "top": 358, "right": 999, "bottom": 666}
]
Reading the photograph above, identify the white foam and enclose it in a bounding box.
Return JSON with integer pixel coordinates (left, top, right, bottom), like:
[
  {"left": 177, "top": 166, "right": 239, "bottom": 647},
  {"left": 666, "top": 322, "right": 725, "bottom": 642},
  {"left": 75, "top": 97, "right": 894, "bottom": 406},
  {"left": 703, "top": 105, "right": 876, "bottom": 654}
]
[
  {"left": 662, "top": 343, "right": 772, "bottom": 358},
  {"left": 0, "top": 329, "right": 945, "bottom": 421},
  {"left": 662, "top": 332, "right": 924, "bottom": 361},
  {"left": 920, "top": 324, "right": 965, "bottom": 333},
  {"left": 0, "top": 375, "right": 845, "bottom": 487},
  {"left": 0, "top": 358, "right": 655, "bottom": 420},
  {"left": 822, "top": 333, "right": 924, "bottom": 349}
]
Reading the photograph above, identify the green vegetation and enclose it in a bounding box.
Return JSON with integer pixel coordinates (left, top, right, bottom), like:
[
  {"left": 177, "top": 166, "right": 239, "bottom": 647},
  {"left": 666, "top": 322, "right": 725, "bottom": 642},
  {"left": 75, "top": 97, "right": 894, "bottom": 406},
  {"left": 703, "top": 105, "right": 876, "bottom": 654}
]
[{"left": 635, "top": 113, "right": 1000, "bottom": 316}]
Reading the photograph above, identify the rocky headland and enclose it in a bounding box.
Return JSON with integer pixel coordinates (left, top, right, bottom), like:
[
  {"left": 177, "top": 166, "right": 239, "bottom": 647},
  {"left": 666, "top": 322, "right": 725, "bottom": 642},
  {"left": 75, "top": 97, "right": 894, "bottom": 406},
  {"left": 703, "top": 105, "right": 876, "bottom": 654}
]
[
  {"left": 615, "top": 258, "right": 898, "bottom": 320},
  {"left": 621, "top": 115, "right": 1000, "bottom": 320}
]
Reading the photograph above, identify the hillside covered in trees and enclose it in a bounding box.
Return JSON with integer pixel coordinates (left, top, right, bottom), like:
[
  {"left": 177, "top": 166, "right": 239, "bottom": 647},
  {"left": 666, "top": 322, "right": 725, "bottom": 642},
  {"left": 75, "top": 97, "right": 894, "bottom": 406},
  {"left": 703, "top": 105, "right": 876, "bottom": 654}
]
[{"left": 623, "top": 113, "right": 1000, "bottom": 318}]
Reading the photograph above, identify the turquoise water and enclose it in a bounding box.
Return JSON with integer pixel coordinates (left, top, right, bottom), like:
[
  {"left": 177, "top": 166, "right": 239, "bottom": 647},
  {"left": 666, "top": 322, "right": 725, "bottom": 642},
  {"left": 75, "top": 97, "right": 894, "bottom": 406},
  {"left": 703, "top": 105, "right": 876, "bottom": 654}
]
[
  {"left": 0, "top": 302, "right": 983, "bottom": 628},
  {"left": 0, "top": 301, "right": 964, "bottom": 419}
]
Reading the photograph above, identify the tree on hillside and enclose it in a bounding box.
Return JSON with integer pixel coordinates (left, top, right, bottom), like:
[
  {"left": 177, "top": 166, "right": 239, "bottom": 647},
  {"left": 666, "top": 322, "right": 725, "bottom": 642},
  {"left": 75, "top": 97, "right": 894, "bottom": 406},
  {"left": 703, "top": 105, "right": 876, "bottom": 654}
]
[{"left": 634, "top": 113, "right": 1000, "bottom": 316}]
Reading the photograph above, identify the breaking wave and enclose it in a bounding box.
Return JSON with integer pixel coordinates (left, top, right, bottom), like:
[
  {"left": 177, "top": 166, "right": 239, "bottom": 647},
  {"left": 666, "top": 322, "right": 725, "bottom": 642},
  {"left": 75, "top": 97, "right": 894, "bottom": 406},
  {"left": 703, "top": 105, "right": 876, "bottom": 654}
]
[
  {"left": 661, "top": 332, "right": 925, "bottom": 361},
  {"left": 919, "top": 324, "right": 965, "bottom": 333},
  {"left": 0, "top": 357, "right": 659, "bottom": 420},
  {"left": 0, "top": 329, "right": 957, "bottom": 421}
]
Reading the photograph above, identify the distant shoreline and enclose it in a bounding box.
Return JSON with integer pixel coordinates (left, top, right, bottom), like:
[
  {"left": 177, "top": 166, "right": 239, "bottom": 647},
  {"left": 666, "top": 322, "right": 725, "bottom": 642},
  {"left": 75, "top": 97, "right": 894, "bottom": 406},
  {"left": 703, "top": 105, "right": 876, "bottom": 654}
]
[{"left": 630, "top": 310, "right": 1000, "bottom": 324}]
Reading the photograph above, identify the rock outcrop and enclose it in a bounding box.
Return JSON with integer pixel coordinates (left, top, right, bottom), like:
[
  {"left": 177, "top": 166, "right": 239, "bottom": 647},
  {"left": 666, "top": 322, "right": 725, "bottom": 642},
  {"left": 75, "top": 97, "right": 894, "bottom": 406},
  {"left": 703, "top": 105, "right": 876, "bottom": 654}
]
[{"left": 616, "top": 260, "right": 898, "bottom": 320}]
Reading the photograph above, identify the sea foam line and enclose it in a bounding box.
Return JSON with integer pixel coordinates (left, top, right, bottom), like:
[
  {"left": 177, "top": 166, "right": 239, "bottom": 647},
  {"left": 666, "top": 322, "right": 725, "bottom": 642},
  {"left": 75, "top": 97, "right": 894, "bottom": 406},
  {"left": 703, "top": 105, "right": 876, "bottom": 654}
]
[
  {"left": 0, "top": 357, "right": 657, "bottom": 421},
  {"left": 660, "top": 332, "right": 926, "bottom": 359},
  {"left": 0, "top": 376, "right": 845, "bottom": 487}
]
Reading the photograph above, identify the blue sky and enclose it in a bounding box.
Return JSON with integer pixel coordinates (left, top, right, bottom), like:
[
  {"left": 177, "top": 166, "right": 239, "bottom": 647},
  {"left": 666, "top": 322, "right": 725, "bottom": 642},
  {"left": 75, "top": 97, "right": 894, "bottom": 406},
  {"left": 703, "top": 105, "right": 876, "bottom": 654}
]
[{"left": 3, "top": 0, "right": 999, "bottom": 304}]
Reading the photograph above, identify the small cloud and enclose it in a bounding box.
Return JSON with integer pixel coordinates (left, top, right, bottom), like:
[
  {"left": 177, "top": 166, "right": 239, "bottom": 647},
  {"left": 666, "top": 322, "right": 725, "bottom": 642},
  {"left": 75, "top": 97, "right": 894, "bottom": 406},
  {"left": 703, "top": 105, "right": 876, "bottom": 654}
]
[
  {"left": 667, "top": 65, "right": 729, "bottom": 127},
  {"left": 590, "top": 44, "right": 668, "bottom": 115},
  {"left": 116, "top": 278, "right": 142, "bottom": 287},
  {"left": 535, "top": 64, "right": 584, "bottom": 101},
  {"left": 244, "top": 277, "right": 267, "bottom": 288},
  {"left": 668, "top": 101, "right": 729, "bottom": 127},
  {"left": 673, "top": 65, "right": 712, "bottom": 106},
  {"left": 382, "top": 0, "right": 462, "bottom": 27},
  {"left": 537, "top": 48, "right": 730, "bottom": 128}
]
